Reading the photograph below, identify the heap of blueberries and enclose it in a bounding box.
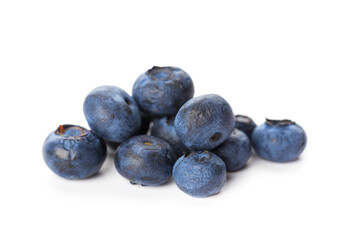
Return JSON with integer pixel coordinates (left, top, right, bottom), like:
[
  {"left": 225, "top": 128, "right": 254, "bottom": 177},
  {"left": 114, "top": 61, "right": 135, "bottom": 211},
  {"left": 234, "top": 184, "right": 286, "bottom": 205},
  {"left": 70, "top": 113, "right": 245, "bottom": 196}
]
[{"left": 42, "top": 66, "right": 307, "bottom": 198}]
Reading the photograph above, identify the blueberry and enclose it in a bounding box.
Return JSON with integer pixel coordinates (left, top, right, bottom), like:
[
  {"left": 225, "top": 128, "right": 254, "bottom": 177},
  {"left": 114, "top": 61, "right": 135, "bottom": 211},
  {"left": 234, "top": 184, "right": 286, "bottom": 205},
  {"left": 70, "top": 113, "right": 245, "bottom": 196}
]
[
  {"left": 42, "top": 125, "right": 107, "bottom": 179},
  {"left": 213, "top": 129, "right": 252, "bottom": 171},
  {"left": 83, "top": 85, "right": 141, "bottom": 143},
  {"left": 132, "top": 66, "right": 194, "bottom": 117},
  {"left": 173, "top": 151, "right": 226, "bottom": 197},
  {"left": 251, "top": 119, "right": 307, "bottom": 162},
  {"left": 151, "top": 116, "right": 189, "bottom": 158},
  {"left": 174, "top": 94, "right": 235, "bottom": 151},
  {"left": 234, "top": 114, "right": 257, "bottom": 138},
  {"left": 114, "top": 135, "right": 176, "bottom": 186}
]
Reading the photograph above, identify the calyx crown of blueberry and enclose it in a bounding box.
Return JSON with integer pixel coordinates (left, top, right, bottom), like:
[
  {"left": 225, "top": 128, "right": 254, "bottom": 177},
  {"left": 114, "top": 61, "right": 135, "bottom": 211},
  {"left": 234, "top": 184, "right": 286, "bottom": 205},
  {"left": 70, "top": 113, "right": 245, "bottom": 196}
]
[
  {"left": 235, "top": 115, "right": 254, "bottom": 123},
  {"left": 183, "top": 150, "right": 212, "bottom": 161},
  {"left": 265, "top": 118, "right": 295, "bottom": 126},
  {"left": 55, "top": 124, "right": 88, "bottom": 138},
  {"left": 147, "top": 66, "right": 174, "bottom": 81}
]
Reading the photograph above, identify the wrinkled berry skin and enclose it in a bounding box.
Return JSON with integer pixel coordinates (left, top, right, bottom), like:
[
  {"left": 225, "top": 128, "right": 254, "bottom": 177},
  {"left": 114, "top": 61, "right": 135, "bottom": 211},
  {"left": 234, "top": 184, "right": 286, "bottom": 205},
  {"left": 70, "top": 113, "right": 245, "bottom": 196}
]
[
  {"left": 42, "top": 125, "right": 107, "bottom": 179},
  {"left": 213, "top": 129, "right": 252, "bottom": 171},
  {"left": 151, "top": 116, "right": 189, "bottom": 158},
  {"left": 132, "top": 66, "right": 194, "bottom": 117},
  {"left": 174, "top": 94, "right": 235, "bottom": 151},
  {"left": 173, "top": 151, "right": 226, "bottom": 198},
  {"left": 107, "top": 113, "right": 152, "bottom": 151},
  {"left": 83, "top": 85, "right": 141, "bottom": 143},
  {"left": 235, "top": 115, "right": 257, "bottom": 138},
  {"left": 114, "top": 135, "right": 176, "bottom": 186},
  {"left": 252, "top": 119, "right": 307, "bottom": 162}
]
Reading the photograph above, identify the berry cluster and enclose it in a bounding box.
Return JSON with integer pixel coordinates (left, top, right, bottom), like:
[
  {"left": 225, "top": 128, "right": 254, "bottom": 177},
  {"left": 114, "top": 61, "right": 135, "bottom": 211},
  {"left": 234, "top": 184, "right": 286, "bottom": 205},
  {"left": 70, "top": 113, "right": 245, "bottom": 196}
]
[{"left": 42, "top": 66, "right": 307, "bottom": 197}]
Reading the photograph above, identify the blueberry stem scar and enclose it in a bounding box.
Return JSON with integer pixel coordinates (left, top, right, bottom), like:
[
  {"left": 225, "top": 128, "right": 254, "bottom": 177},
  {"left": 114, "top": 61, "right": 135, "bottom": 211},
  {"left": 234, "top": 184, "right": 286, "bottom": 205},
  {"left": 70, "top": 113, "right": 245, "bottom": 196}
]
[
  {"left": 265, "top": 118, "right": 295, "bottom": 126},
  {"left": 55, "top": 124, "right": 88, "bottom": 138},
  {"left": 59, "top": 125, "right": 64, "bottom": 134},
  {"left": 147, "top": 66, "right": 173, "bottom": 81}
]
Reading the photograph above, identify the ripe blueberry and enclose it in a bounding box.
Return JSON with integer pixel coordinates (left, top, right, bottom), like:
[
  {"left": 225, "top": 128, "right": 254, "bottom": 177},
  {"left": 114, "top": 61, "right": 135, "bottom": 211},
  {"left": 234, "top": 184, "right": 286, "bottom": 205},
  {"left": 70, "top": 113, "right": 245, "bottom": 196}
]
[
  {"left": 42, "top": 125, "right": 107, "bottom": 179},
  {"left": 251, "top": 119, "right": 307, "bottom": 162},
  {"left": 151, "top": 116, "right": 189, "bottom": 158},
  {"left": 174, "top": 94, "right": 235, "bottom": 150},
  {"left": 114, "top": 135, "right": 176, "bottom": 186},
  {"left": 173, "top": 151, "right": 226, "bottom": 197},
  {"left": 234, "top": 114, "right": 257, "bottom": 138},
  {"left": 132, "top": 66, "right": 194, "bottom": 117},
  {"left": 83, "top": 85, "right": 141, "bottom": 143},
  {"left": 213, "top": 129, "right": 252, "bottom": 171}
]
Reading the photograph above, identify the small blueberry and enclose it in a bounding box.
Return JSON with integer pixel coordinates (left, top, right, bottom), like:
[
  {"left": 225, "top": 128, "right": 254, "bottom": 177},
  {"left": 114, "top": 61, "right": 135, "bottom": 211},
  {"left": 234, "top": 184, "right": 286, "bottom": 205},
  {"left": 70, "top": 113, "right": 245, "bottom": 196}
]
[
  {"left": 151, "top": 116, "right": 189, "bottom": 158},
  {"left": 213, "top": 129, "right": 252, "bottom": 171},
  {"left": 252, "top": 119, "right": 307, "bottom": 162},
  {"left": 234, "top": 114, "right": 257, "bottom": 138}
]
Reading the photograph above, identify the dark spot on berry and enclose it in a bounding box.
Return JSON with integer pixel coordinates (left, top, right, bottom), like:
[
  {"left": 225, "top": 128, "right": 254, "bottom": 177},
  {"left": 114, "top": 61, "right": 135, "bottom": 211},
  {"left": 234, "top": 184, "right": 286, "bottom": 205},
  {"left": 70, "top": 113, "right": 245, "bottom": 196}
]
[
  {"left": 210, "top": 132, "right": 222, "bottom": 142},
  {"left": 300, "top": 138, "right": 306, "bottom": 148},
  {"left": 266, "top": 118, "right": 295, "bottom": 126},
  {"left": 184, "top": 152, "right": 191, "bottom": 157},
  {"left": 124, "top": 105, "right": 132, "bottom": 114}
]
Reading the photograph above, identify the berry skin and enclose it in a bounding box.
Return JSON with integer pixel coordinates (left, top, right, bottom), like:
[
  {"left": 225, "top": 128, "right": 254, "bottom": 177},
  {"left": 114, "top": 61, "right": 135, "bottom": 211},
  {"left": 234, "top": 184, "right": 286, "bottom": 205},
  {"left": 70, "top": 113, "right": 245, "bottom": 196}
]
[
  {"left": 174, "top": 94, "right": 235, "bottom": 151},
  {"left": 132, "top": 66, "right": 194, "bottom": 117},
  {"left": 114, "top": 135, "right": 176, "bottom": 186},
  {"left": 173, "top": 151, "right": 226, "bottom": 197},
  {"left": 234, "top": 114, "right": 257, "bottom": 138},
  {"left": 251, "top": 119, "right": 307, "bottom": 163},
  {"left": 83, "top": 85, "right": 141, "bottom": 143},
  {"left": 151, "top": 116, "right": 189, "bottom": 158},
  {"left": 106, "top": 113, "right": 152, "bottom": 152},
  {"left": 213, "top": 129, "right": 252, "bottom": 172},
  {"left": 42, "top": 125, "right": 107, "bottom": 179}
]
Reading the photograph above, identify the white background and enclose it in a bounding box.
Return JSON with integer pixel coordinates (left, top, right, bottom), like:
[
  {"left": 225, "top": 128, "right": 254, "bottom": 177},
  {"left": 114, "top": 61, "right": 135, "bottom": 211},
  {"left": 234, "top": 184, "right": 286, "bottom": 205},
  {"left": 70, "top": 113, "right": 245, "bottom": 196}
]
[{"left": 0, "top": 1, "right": 359, "bottom": 239}]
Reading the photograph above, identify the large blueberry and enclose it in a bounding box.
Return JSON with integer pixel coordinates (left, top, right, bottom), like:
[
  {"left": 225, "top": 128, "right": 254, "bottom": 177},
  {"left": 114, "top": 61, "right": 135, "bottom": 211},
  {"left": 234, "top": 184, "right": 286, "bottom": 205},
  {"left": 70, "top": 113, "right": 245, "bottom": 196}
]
[
  {"left": 173, "top": 151, "right": 226, "bottom": 197},
  {"left": 151, "top": 116, "right": 189, "bottom": 158},
  {"left": 174, "top": 94, "right": 235, "bottom": 151},
  {"left": 235, "top": 114, "right": 257, "bottom": 138},
  {"left": 252, "top": 119, "right": 307, "bottom": 162},
  {"left": 83, "top": 85, "right": 141, "bottom": 143},
  {"left": 42, "top": 125, "right": 107, "bottom": 179},
  {"left": 132, "top": 66, "right": 194, "bottom": 117},
  {"left": 114, "top": 135, "right": 176, "bottom": 186},
  {"left": 213, "top": 129, "right": 252, "bottom": 171}
]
